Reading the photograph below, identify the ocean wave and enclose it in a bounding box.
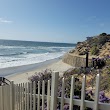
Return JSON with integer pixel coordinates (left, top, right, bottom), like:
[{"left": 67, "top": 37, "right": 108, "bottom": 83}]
[
  {"left": 0, "top": 45, "right": 73, "bottom": 54},
  {"left": 0, "top": 51, "right": 29, "bottom": 57},
  {"left": 0, "top": 43, "right": 75, "bottom": 68},
  {"left": 0, "top": 51, "right": 65, "bottom": 68},
  {"left": 0, "top": 45, "right": 26, "bottom": 49},
  {"left": 0, "top": 46, "right": 72, "bottom": 57},
  {"left": 37, "top": 46, "right": 73, "bottom": 49},
  {"left": 36, "top": 46, "right": 73, "bottom": 53}
]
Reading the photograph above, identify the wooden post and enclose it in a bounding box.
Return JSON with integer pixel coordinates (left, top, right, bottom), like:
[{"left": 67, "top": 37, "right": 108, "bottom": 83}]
[
  {"left": 16, "top": 84, "right": 19, "bottom": 110},
  {"left": 18, "top": 84, "right": 20, "bottom": 110},
  {"left": 25, "top": 83, "right": 27, "bottom": 110},
  {"left": 61, "top": 78, "right": 65, "bottom": 110},
  {"left": 94, "top": 74, "right": 100, "bottom": 110},
  {"left": 0, "top": 86, "right": 4, "bottom": 110},
  {"left": 69, "top": 76, "right": 75, "bottom": 110},
  {"left": 6, "top": 85, "right": 9, "bottom": 110},
  {"left": 92, "top": 58, "right": 95, "bottom": 68},
  {"left": 50, "top": 72, "right": 59, "bottom": 110},
  {"left": 27, "top": 82, "right": 29, "bottom": 110},
  {"left": 10, "top": 81, "right": 14, "bottom": 110},
  {"left": 30, "top": 82, "right": 32, "bottom": 110},
  {"left": 80, "top": 75, "right": 86, "bottom": 110},
  {"left": 33, "top": 81, "right": 36, "bottom": 110},
  {"left": 22, "top": 83, "right": 25, "bottom": 110},
  {"left": 42, "top": 81, "right": 45, "bottom": 110},
  {"left": 37, "top": 81, "right": 40, "bottom": 110},
  {"left": 20, "top": 83, "right": 22, "bottom": 110},
  {"left": 47, "top": 80, "right": 50, "bottom": 110}
]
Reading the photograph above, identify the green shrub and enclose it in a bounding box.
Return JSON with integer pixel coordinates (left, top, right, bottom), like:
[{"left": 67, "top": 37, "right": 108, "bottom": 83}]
[
  {"left": 98, "top": 36, "right": 108, "bottom": 45},
  {"left": 100, "top": 33, "right": 107, "bottom": 36},
  {"left": 90, "top": 46, "right": 99, "bottom": 55}
]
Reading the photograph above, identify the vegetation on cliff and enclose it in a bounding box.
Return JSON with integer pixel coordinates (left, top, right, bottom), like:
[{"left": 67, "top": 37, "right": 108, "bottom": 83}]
[{"left": 70, "top": 33, "right": 110, "bottom": 57}]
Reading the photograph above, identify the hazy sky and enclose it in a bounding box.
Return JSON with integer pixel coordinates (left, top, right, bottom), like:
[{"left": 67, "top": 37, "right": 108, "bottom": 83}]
[{"left": 0, "top": 0, "right": 110, "bottom": 43}]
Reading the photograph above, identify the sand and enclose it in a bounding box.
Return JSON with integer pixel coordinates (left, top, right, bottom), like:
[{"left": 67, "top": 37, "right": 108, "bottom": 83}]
[{"left": 5, "top": 59, "right": 73, "bottom": 84}]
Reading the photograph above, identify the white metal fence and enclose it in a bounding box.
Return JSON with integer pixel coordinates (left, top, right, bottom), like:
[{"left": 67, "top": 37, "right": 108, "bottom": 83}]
[{"left": 0, "top": 72, "right": 110, "bottom": 110}]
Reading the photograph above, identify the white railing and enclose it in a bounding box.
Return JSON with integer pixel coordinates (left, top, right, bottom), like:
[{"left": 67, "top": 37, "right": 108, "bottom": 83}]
[{"left": 0, "top": 72, "right": 110, "bottom": 110}]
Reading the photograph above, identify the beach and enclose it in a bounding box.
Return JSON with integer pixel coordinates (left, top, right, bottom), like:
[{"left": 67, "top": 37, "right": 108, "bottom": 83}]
[
  {"left": 0, "top": 39, "right": 74, "bottom": 84},
  {"left": 5, "top": 58, "right": 73, "bottom": 84}
]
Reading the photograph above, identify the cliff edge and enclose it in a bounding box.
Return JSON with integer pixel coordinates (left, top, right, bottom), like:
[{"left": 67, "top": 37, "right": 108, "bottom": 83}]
[{"left": 63, "top": 33, "right": 110, "bottom": 67}]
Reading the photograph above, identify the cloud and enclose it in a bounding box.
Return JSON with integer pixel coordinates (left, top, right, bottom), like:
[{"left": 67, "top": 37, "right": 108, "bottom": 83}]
[{"left": 0, "top": 18, "right": 12, "bottom": 23}]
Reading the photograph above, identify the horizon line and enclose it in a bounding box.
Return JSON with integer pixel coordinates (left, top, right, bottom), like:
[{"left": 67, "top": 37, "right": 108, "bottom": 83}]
[{"left": 0, "top": 38, "right": 76, "bottom": 45}]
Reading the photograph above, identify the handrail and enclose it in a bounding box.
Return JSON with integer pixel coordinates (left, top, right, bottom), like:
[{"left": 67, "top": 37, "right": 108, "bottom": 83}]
[{"left": 0, "top": 77, "right": 11, "bottom": 85}]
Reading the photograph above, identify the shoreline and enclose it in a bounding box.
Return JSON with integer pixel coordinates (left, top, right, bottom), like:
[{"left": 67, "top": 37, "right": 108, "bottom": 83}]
[
  {"left": 0, "top": 57, "right": 62, "bottom": 77},
  {"left": 4, "top": 57, "right": 73, "bottom": 84}
]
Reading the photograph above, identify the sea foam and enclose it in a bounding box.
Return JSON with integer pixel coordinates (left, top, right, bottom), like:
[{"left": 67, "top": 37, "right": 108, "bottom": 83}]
[{"left": 0, "top": 40, "right": 75, "bottom": 68}]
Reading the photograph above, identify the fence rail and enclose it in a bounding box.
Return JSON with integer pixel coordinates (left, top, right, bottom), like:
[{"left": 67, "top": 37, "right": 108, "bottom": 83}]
[{"left": 0, "top": 72, "right": 110, "bottom": 110}]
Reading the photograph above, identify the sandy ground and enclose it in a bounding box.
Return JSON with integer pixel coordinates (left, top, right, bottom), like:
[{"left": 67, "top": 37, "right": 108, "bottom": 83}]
[{"left": 6, "top": 60, "right": 73, "bottom": 84}]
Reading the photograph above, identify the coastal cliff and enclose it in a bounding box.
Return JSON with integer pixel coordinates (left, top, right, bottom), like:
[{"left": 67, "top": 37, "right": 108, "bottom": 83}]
[{"left": 63, "top": 33, "right": 110, "bottom": 67}]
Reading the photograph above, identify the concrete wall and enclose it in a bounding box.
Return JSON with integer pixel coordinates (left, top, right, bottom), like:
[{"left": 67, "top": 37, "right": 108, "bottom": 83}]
[{"left": 62, "top": 53, "right": 87, "bottom": 67}]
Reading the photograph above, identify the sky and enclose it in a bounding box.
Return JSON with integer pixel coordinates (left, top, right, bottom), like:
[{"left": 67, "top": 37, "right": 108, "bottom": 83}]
[{"left": 0, "top": 0, "right": 110, "bottom": 43}]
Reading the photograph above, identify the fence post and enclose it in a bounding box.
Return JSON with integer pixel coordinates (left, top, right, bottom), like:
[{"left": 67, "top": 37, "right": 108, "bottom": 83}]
[
  {"left": 10, "top": 81, "right": 14, "bottom": 110},
  {"left": 0, "top": 86, "right": 4, "bottom": 110},
  {"left": 69, "top": 76, "right": 75, "bottom": 110},
  {"left": 94, "top": 74, "right": 100, "bottom": 110},
  {"left": 47, "top": 80, "right": 50, "bottom": 110},
  {"left": 80, "top": 75, "right": 86, "bottom": 110},
  {"left": 50, "top": 71, "right": 59, "bottom": 110}
]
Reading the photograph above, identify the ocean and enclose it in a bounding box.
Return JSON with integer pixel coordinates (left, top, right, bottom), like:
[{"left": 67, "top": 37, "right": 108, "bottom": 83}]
[{"left": 0, "top": 39, "right": 75, "bottom": 68}]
